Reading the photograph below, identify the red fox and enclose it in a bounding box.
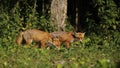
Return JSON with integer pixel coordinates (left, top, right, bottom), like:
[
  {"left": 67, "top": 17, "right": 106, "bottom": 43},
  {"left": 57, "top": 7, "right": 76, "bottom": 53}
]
[
  {"left": 16, "top": 29, "right": 53, "bottom": 48},
  {"left": 74, "top": 32, "right": 85, "bottom": 42},
  {"left": 50, "top": 31, "right": 85, "bottom": 48},
  {"left": 52, "top": 37, "right": 61, "bottom": 48}
]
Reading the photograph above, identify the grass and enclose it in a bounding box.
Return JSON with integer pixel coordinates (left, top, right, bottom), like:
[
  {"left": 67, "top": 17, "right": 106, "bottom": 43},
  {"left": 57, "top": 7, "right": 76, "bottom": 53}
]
[{"left": 0, "top": 37, "right": 119, "bottom": 68}]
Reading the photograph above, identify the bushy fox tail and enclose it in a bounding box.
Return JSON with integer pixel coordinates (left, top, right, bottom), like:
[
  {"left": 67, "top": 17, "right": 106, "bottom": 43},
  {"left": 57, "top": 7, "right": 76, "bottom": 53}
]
[{"left": 16, "top": 31, "right": 24, "bottom": 45}]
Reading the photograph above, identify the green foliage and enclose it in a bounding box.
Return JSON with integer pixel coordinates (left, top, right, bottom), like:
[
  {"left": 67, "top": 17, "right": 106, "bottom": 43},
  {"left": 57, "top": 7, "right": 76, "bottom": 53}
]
[
  {"left": 0, "top": 0, "right": 119, "bottom": 68},
  {"left": 0, "top": 39, "right": 119, "bottom": 68},
  {"left": 85, "top": 0, "right": 120, "bottom": 34},
  {"left": 97, "top": 0, "right": 119, "bottom": 30},
  {"left": 0, "top": 0, "right": 54, "bottom": 47}
]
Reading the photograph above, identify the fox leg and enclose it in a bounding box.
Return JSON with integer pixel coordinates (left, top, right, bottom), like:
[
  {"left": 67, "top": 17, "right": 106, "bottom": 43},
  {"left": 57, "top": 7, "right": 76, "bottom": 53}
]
[
  {"left": 56, "top": 41, "right": 61, "bottom": 49},
  {"left": 65, "top": 41, "right": 70, "bottom": 48},
  {"left": 25, "top": 39, "right": 32, "bottom": 47},
  {"left": 40, "top": 40, "right": 46, "bottom": 48}
]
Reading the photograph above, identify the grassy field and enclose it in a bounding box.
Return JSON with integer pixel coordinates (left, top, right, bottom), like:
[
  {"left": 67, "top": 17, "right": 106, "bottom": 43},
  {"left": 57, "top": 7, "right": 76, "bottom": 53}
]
[{"left": 0, "top": 36, "right": 120, "bottom": 68}]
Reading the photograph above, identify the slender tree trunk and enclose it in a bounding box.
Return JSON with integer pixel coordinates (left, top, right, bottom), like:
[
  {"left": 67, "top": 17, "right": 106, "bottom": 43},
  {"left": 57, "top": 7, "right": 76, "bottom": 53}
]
[{"left": 50, "top": 0, "right": 67, "bottom": 31}]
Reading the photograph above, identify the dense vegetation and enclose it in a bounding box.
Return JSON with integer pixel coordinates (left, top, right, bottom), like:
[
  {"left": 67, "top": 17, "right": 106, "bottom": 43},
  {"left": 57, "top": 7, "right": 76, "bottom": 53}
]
[{"left": 0, "top": 0, "right": 120, "bottom": 68}]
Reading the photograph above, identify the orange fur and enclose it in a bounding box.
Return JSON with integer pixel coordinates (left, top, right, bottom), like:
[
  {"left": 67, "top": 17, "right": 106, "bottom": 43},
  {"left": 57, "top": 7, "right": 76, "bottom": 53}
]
[
  {"left": 50, "top": 31, "right": 74, "bottom": 48},
  {"left": 50, "top": 31, "right": 85, "bottom": 48},
  {"left": 52, "top": 37, "right": 61, "bottom": 48},
  {"left": 74, "top": 32, "right": 85, "bottom": 42},
  {"left": 16, "top": 29, "right": 52, "bottom": 48}
]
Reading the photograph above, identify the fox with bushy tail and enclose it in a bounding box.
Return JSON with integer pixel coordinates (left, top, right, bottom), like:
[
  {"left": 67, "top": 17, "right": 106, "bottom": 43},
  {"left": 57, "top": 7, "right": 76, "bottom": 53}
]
[{"left": 16, "top": 29, "right": 53, "bottom": 48}]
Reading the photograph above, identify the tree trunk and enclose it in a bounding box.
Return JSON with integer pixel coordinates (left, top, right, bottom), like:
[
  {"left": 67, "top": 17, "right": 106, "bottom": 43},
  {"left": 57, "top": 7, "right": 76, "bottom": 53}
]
[{"left": 50, "top": 0, "right": 67, "bottom": 31}]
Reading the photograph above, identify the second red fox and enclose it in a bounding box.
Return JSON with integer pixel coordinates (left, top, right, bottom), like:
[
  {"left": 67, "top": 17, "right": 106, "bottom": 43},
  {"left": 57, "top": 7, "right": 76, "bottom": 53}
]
[{"left": 50, "top": 31, "right": 85, "bottom": 48}]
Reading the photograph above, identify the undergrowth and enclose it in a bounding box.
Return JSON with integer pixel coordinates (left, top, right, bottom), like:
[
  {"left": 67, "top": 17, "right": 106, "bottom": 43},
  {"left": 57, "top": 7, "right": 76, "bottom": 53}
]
[{"left": 0, "top": 33, "right": 120, "bottom": 68}]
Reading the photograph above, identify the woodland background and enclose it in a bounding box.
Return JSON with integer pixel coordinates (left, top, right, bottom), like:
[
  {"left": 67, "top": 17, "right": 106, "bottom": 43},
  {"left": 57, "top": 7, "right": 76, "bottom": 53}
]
[{"left": 0, "top": 0, "right": 120, "bottom": 68}]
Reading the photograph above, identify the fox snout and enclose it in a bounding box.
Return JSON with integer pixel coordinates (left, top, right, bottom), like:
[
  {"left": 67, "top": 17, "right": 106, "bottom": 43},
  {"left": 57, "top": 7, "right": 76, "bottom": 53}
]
[{"left": 48, "top": 38, "right": 53, "bottom": 44}]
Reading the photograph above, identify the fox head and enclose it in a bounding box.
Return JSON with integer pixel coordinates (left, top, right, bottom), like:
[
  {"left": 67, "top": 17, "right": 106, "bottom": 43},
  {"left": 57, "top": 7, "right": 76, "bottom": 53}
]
[
  {"left": 52, "top": 37, "right": 61, "bottom": 47},
  {"left": 47, "top": 34, "right": 53, "bottom": 44},
  {"left": 74, "top": 32, "right": 85, "bottom": 42}
]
